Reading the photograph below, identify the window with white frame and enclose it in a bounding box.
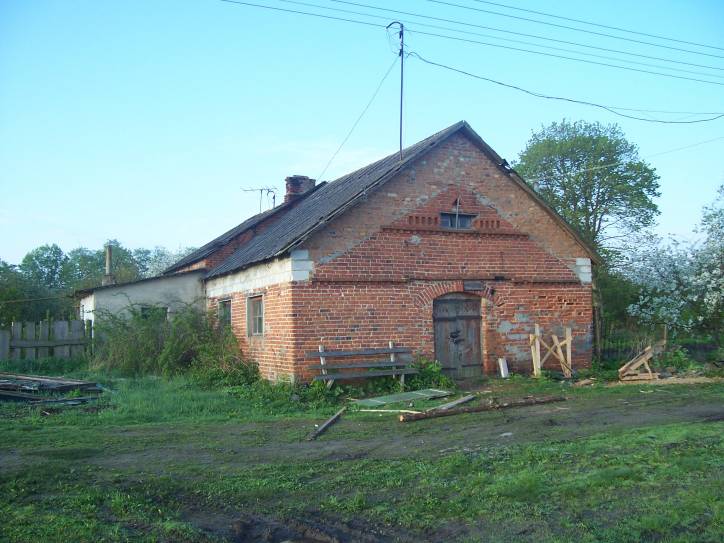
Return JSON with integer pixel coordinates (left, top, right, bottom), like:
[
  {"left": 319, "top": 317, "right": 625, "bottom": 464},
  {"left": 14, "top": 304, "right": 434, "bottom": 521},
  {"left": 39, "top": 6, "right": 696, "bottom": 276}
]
[{"left": 247, "top": 296, "right": 264, "bottom": 336}]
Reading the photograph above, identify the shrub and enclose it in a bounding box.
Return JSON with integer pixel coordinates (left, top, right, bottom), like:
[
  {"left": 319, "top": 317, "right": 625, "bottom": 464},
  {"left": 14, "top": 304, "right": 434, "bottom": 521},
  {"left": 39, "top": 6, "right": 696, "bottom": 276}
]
[
  {"left": 657, "top": 346, "right": 698, "bottom": 371},
  {"left": 407, "top": 357, "right": 456, "bottom": 390},
  {"left": 92, "top": 304, "right": 258, "bottom": 386}
]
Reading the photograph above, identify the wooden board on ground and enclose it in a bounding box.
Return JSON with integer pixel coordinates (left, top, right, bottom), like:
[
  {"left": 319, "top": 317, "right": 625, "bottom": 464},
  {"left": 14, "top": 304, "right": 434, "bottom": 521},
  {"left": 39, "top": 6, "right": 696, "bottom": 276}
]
[
  {"left": 399, "top": 395, "right": 566, "bottom": 422},
  {"left": 353, "top": 389, "right": 451, "bottom": 407},
  {"left": 306, "top": 407, "right": 346, "bottom": 441}
]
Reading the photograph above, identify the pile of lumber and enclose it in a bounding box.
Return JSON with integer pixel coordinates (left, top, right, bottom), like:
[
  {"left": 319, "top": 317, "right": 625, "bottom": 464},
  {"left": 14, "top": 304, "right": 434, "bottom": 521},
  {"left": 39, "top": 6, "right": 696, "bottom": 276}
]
[
  {"left": 618, "top": 346, "right": 659, "bottom": 381},
  {"left": 0, "top": 373, "right": 103, "bottom": 404},
  {"left": 0, "top": 373, "right": 101, "bottom": 394}
]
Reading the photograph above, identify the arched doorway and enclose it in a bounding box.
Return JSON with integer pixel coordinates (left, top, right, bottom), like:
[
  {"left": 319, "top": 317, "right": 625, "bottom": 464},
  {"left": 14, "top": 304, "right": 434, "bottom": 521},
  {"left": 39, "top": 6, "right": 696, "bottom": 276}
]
[{"left": 433, "top": 293, "right": 483, "bottom": 379}]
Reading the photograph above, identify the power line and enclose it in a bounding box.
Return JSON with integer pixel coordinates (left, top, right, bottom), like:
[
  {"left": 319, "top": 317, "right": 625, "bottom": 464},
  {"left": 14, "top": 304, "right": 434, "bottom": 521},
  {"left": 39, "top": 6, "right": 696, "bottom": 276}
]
[
  {"left": 528, "top": 135, "right": 724, "bottom": 178},
  {"left": 317, "top": 56, "right": 399, "bottom": 179},
  {"left": 326, "top": 0, "right": 724, "bottom": 73},
  {"left": 425, "top": 0, "right": 724, "bottom": 60},
  {"left": 406, "top": 29, "right": 724, "bottom": 87},
  {"left": 219, "top": 1, "right": 724, "bottom": 86},
  {"left": 287, "top": 0, "right": 724, "bottom": 79},
  {"left": 219, "top": 0, "right": 383, "bottom": 29},
  {"left": 409, "top": 51, "right": 724, "bottom": 123},
  {"left": 467, "top": 0, "right": 724, "bottom": 52}
]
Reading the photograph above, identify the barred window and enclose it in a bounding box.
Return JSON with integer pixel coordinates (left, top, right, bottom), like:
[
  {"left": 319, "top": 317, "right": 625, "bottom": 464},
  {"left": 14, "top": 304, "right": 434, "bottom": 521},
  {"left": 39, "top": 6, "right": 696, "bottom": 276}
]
[{"left": 440, "top": 212, "right": 475, "bottom": 229}]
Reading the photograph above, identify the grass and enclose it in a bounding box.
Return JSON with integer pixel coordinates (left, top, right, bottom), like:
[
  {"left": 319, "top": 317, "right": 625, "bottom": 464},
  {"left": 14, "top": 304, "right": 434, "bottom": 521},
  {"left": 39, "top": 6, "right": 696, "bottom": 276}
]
[{"left": 1, "top": 360, "right": 722, "bottom": 542}]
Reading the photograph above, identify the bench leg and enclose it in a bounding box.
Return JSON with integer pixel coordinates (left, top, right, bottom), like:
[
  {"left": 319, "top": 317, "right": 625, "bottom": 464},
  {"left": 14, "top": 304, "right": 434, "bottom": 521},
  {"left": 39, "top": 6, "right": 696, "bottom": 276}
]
[{"left": 326, "top": 379, "right": 334, "bottom": 390}]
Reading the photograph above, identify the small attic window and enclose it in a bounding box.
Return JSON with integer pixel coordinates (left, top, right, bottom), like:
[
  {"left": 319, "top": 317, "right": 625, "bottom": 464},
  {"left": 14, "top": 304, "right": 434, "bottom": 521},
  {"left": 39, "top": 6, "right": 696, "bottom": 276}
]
[{"left": 440, "top": 212, "right": 475, "bottom": 229}]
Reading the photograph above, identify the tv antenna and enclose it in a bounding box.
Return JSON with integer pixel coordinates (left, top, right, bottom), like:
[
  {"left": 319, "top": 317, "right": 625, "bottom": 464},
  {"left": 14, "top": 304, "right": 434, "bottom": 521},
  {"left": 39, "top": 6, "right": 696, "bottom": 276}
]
[{"left": 241, "top": 186, "right": 277, "bottom": 213}]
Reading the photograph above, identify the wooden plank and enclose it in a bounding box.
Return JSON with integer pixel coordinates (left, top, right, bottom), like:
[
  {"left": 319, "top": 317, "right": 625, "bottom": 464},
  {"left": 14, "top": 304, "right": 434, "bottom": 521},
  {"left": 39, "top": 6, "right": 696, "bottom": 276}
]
[
  {"left": 24, "top": 322, "right": 36, "bottom": 360},
  {"left": 428, "top": 394, "right": 476, "bottom": 412},
  {"left": 307, "top": 360, "right": 415, "bottom": 370},
  {"left": 313, "top": 368, "right": 419, "bottom": 381},
  {"left": 304, "top": 347, "right": 411, "bottom": 358},
  {"left": 552, "top": 335, "right": 571, "bottom": 377},
  {"left": 565, "top": 327, "right": 573, "bottom": 374},
  {"left": 620, "top": 373, "right": 660, "bottom": 381},
  {"left": 358, "top": 409, "right": 422, "bottom": 414},
  {"left": 53, "top": 321, "right": 70, "bottom": 359},
  {"left": 306, "top": 407, "right": 346, "bottom": 441},
  {"left": 11, "top": 322, "right": 22, "bottom": 360},
  {"left": 69, "top": 320, "right": 85, "bottom": 357},
  {"left": 0, "top": 330, "right": 10, "bottom": 360},
  {"left": 9, "top": 339, "right": 87, "bottom": 348},
  {"left": 399, "top": 395, "right": 567, "bottom": 422},
  {"left": 0, "top": 373, "right": 96, "bottom": 385},
  {"left": 37, "top": 321, "right": 50, "bottom": 358}
]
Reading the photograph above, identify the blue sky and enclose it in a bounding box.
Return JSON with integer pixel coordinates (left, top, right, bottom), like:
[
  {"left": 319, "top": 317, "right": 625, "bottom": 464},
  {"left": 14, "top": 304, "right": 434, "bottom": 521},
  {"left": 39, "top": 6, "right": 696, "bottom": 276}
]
[{"left": 1, "top": 0, "right": 722, "bottom": 264}]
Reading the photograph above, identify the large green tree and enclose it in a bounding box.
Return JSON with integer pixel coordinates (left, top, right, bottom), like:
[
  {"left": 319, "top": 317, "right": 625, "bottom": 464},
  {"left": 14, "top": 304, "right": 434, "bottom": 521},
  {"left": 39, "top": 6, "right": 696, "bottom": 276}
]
[
  {"left": 19, "top": 244, "right": 67, "bottom": 291},
  {"left": 515, "top": 120, "right": 660, "bottom": 255}
]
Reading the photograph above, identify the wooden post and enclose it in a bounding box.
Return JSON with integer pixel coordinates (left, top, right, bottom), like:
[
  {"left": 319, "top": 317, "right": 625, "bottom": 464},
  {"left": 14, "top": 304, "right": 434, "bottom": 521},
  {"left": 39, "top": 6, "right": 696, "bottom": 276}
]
[
  {"left": 37, "top": 320, "right": 50, "bottom": 359},
  {"left": 0, "top": 329, "right": 10, "bottom": 360},
  {"left": 53, "top": 320, "right": 70, "bottom": 359},
  {"left": 565, "top": 327, "right": 572, "bottom": 374},
  {"left": 390, "top": 340, "right": 404, "bottom": 386},
  {"left": 533, "top": 324, "right": 542, "bottom": 377},
  {"left": 319, "top": 344, "right": 333, "bottom": 389},
  {"left": 11, "top": 322, "right": 22, "bottom": 360},
  {"left": 24, "top": 322, "right": 36, "bottom": 361},
  {"left": 85, "top": 320, "right": 93, "bottom": 355}
]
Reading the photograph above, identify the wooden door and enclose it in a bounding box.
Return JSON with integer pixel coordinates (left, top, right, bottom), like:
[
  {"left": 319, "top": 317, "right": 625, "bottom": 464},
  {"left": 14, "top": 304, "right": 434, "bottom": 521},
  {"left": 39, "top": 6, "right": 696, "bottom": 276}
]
[{"left": 433, "top": 293, "right": 482, "bottom": 379}]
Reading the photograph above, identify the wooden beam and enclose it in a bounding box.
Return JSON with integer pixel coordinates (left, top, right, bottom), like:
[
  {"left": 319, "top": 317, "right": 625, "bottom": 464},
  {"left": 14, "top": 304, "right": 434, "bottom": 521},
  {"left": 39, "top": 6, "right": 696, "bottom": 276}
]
[
  {"left": 306, "top": 407, "right": 346, "bottom": 441},
  {"left": 399, "top": 395, "right": 566, "bottom": 422}
]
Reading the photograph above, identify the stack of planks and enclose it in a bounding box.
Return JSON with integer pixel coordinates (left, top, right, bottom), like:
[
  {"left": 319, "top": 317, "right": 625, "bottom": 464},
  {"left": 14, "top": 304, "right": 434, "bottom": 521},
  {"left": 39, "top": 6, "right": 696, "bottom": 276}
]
[{"left": 618, "top": 346, "right": 659, "bottom": 381}]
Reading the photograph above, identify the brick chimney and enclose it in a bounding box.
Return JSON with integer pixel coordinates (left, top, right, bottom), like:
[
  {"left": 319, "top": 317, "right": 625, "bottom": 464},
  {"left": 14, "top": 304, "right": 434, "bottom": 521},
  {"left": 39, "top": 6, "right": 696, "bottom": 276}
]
[
  {"left": 284, "top": 175, "right": 316, "bottom": 203},
  {"left": 101, "top": 244, "right": 116, "bottom": 286}
]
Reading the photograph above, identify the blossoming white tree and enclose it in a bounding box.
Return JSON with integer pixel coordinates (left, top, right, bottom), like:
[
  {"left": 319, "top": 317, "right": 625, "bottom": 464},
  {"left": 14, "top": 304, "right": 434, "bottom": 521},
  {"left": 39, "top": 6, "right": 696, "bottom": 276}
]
[{"left": 627, "top": 184, "right": 723, "bottom": 334}]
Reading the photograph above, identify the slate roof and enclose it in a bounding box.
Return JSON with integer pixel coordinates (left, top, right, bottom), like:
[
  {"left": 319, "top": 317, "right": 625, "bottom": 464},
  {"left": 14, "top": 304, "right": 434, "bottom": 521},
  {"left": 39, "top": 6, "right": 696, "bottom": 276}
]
[
  {"left": 205, "top": 121, "right": 475, "bottom": 279},
  {"left": 170, "top": 120, "right": 598, "bottom": 280},
  {"left": 163, "top": 184, "right": 325, "bottom": 274}
]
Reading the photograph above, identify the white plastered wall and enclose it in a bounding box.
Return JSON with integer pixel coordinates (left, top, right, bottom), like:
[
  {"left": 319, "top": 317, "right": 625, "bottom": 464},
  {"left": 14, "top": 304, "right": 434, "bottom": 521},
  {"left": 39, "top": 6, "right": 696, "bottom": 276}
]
[
  {"left": 81, "top": 271, "right": 206, "bottom": 324},
  {"left": 204, "top": 250, "right": 313, "bottom": 298}
]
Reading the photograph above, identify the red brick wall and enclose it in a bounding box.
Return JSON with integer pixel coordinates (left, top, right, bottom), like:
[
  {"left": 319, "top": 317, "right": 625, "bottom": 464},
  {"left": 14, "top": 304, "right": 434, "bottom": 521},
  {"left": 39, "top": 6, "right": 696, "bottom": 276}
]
[
  {"left": 207, "top": 282, "right": 297, "bottom": 381},
  {"left": 290, "top": 279, "right": 591, "bottom": 381},
  {"left": 209, "top": 130, "right": 594, "bottom": 380}
]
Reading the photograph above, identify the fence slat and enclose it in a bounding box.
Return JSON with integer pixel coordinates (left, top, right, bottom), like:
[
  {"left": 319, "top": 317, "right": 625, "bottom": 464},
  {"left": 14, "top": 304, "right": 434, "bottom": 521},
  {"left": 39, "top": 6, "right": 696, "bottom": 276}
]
[
  {"left": 37, "top": 321, "right": 50, "bottom": 358},
  {"left": 11, "top": 322, "right": 22, "bottom": 360},
  {"left": 69, "top": 320, "right": 84, "bottom": 358},
  {"left": 24, "top": 322, "right": 36, "bottom": 360},
  {"left": 53, "top": 321, "right": 70, "bottom": 359},
  {"left": 0, "top": 330, "right": 10, "bottom": 360}
]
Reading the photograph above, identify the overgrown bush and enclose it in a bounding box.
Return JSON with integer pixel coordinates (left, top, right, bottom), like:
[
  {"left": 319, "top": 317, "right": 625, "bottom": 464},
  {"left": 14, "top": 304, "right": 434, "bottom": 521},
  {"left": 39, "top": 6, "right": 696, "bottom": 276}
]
[
  {"left": 92, "top": 304, "right": 258, "bottom": 386},
  {"left": 407, "top": 357, "right": 456, "bottom": 390},
  {"left": 657, "top": 346, "right": 698, "bottom": 372}
]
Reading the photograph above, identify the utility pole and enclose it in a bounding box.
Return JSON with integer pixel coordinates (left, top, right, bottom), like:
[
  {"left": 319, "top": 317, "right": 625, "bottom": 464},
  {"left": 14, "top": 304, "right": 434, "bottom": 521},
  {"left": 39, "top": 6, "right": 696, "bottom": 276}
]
[{"left": 387, "top": 21, "right": 404, "bottom": 162}]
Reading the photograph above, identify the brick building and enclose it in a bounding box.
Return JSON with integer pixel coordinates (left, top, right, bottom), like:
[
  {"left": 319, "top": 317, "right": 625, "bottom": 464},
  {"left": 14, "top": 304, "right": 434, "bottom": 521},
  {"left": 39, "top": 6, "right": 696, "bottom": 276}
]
[{"left": 162, "top": 121, "right": 598, "bottom": 381}]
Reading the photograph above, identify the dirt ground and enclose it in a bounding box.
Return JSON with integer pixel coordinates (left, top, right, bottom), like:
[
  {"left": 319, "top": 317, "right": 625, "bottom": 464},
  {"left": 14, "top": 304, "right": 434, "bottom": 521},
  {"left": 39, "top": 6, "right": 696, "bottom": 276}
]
[{"left": 4, "top": 384, "right": 723, "bottom": 542}]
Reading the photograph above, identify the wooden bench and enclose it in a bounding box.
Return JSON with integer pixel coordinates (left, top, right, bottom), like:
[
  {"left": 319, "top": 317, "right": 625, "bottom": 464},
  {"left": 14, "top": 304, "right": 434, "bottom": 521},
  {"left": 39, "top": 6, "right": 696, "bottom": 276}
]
[{"left": 305, "top": 342, "right": 419, "bottom": 388}]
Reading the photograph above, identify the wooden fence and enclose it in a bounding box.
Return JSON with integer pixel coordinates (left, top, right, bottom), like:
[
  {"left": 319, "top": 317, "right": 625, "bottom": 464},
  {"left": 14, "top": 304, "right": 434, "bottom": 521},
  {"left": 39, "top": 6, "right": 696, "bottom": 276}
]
[{"left": 0, "top": 320, "right": 91, "bottom": 360}]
